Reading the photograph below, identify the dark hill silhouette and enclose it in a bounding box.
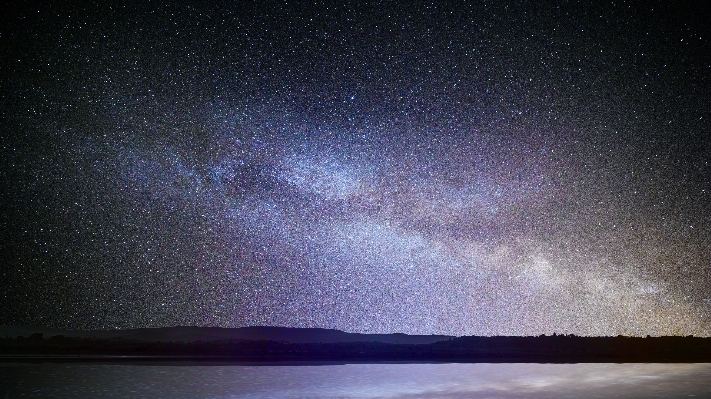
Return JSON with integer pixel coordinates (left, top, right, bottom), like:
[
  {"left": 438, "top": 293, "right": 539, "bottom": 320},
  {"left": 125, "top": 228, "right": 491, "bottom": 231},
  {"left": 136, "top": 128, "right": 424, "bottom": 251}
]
[
  {"left": 2, "top": 326, "right": 709, "bottom": 362},
  {"left": 0, "top": 325, "right": 452, "bottom": 344}
]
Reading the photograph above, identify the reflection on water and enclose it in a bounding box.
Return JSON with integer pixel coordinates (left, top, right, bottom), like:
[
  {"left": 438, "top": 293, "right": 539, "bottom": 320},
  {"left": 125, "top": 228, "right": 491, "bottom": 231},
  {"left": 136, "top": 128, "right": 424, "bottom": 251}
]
[{"left": 1, "top": 362, "right": 710, "bottom": 398}]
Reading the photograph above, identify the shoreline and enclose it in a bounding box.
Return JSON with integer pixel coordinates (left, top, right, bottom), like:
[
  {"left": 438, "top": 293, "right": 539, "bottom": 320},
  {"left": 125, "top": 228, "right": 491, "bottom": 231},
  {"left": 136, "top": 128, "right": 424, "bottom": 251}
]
[{"left": 2, "top": 354, "right": 709, "bottom": 365}]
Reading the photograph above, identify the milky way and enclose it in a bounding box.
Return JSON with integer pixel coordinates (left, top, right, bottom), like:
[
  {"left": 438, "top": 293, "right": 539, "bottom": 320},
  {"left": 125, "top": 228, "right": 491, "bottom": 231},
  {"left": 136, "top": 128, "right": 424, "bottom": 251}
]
[{"left": 1, "top": 1, "right": 710, "bottom": 336}]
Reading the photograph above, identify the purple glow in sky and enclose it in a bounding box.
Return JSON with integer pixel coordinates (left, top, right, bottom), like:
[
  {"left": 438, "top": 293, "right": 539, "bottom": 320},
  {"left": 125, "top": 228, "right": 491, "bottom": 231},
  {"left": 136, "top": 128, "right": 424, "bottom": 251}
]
[{"left": 1, "top": 1, "right": 709, "bottom": 336}]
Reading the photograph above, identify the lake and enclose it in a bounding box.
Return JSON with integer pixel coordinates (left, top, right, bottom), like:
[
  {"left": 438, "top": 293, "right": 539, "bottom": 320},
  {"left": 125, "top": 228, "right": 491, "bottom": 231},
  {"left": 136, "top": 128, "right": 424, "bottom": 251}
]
[{"left": 1, "top": 362, "right": 710, "bottom": 398}]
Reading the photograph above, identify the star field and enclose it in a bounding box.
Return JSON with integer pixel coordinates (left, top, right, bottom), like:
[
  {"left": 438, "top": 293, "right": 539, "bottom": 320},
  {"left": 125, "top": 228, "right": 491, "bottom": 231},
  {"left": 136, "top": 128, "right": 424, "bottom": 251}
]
[{"left": 1, "top": 1, "right": 710, "bottom": 336}]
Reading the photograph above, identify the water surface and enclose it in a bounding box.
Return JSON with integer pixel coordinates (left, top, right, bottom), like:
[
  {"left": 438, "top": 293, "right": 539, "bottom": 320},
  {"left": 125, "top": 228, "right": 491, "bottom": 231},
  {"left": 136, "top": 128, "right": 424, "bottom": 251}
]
[{"left": 2, "top": 362, "right": 710, "bottom": 398}]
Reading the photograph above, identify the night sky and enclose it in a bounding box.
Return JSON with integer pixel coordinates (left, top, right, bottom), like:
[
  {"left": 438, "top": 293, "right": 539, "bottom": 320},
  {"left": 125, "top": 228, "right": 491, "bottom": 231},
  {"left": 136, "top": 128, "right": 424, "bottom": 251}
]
[{"left": 1, "top": 1, "right": 710, "bottom": 337}]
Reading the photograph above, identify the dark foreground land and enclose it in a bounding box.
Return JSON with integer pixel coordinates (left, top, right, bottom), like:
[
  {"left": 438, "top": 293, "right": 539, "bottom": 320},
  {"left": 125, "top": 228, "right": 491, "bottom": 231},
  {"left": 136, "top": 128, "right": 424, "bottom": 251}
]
[{"left": 1, "top": 326, "right": 709, "bottom": 363}]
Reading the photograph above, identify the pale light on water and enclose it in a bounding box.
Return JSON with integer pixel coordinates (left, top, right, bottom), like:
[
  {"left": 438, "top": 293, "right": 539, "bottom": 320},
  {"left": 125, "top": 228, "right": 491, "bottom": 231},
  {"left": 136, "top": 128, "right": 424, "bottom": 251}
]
[{"left": 1, "top": 363, "right": 710, "bottom": 398}]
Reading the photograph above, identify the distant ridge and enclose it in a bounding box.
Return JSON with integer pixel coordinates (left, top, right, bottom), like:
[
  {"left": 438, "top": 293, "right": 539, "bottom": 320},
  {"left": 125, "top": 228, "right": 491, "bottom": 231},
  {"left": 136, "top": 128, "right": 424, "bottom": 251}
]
[
  {"left": 0, "top": 325, "right": 453, "bottom": 344},
  {"left": 3, "top": 326, "right": 711, "bottom": 362}
]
